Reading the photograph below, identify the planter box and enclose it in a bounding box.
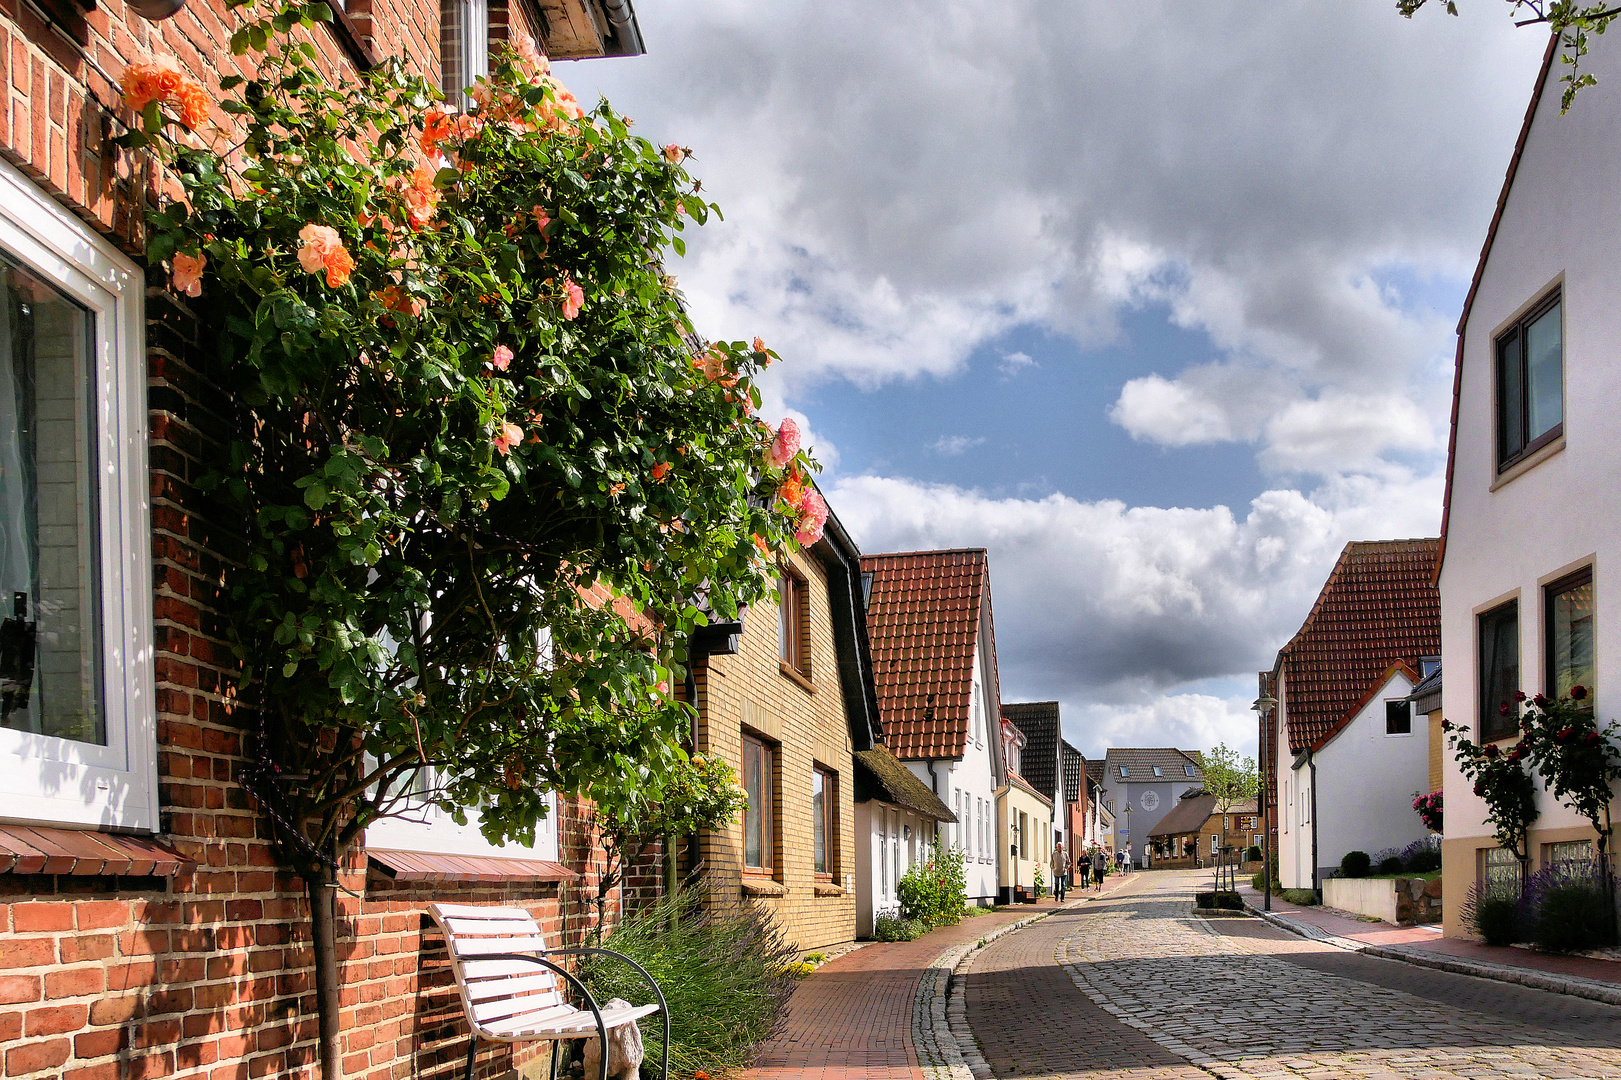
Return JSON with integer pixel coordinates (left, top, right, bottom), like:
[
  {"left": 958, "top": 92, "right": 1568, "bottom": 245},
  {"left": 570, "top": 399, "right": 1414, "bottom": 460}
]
[{"left": 1323, "top": 876, "right": 1441, "bottom": 925}]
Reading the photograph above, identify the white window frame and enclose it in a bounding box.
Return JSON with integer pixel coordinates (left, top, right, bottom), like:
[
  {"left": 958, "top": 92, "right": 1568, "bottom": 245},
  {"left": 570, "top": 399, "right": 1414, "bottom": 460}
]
[
  {"left": 0, "top": 157, "right": 155, "bottom": 831},
  {"left": 365, "top": 772, "right": 560, "bottom": 861}
]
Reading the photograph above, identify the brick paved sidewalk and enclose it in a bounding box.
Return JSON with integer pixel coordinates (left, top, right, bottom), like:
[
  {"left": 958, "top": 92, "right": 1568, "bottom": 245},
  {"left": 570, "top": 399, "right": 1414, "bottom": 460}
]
[{"left": 1237, "top": 880, "right": 1621, "bottom": 988}]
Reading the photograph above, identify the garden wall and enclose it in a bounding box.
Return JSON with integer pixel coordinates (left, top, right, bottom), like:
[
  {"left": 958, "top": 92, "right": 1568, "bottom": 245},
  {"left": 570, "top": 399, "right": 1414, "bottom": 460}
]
[{"left": 1322, "top": 876, "right": 1441, "bottom": 926}]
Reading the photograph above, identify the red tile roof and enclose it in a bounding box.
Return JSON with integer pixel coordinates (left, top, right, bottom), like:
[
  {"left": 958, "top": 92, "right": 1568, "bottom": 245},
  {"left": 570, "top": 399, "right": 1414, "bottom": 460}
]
[
  {"left": 861, "top": 549, "right": 1000, "bottom": 761},
  {"left": 1277, "top": 539, "right": 1441, "bottom": 755}
]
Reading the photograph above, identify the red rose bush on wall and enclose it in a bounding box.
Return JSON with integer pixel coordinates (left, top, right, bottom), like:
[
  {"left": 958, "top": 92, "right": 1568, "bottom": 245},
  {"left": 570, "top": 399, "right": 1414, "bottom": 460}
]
[{"left": 117, "top": 6, "right": 822, "bottom": 1069}]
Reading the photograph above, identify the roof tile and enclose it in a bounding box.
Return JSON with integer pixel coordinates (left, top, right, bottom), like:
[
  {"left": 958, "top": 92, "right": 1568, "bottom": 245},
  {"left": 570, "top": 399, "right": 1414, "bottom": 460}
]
[
  {"left": 861, "top": 549, "right": 996, "bottom": 761},
  {"left": 1278, "top": 539, "right": 1441, "bottom": 754}
]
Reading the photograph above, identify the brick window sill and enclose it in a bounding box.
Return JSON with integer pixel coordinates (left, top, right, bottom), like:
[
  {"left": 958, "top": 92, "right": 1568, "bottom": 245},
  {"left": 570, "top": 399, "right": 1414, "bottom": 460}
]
[
  {"left": 813, "top": 881, "right": 844, "bottom": 897},
  {"left": 742, "top": 877, "right": 787, "bottom": 898},
  {"left": 779, "top": 661, "right": 815, "bottom": 694}
]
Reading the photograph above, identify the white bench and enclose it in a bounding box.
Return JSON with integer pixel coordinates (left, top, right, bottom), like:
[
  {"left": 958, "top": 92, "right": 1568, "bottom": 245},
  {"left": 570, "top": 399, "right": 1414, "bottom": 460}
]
[{"left": 427, "top": 902, "right": 668, "bottom": 1080}]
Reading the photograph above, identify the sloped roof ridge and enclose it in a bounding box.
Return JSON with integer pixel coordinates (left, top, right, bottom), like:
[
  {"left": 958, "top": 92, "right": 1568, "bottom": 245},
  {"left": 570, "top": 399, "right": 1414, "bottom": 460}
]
[
  {"left": 863, "top": 547, "right": 988, "bottom": 561},
  {"left": 1436, "top": 31, "right": 1562, "bottom": 583},
  {"left": 1277, "top": 538, "right": 1441, "bottom": 663}
]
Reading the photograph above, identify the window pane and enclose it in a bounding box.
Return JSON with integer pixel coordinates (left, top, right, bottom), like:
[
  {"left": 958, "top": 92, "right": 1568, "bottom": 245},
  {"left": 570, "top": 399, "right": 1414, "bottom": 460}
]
[
  {"left": 1478, "top": 604, "right": 1519, "bottom": 741},
  {"left": 744, "top": 741, "right": 763, "bottom": 868},
  {"left": 1483, "top": 845, "right": 1520, "bottom": 892},
  {"left": 812, "top": 770, "right": 826, "bottom": 874},
  {"left": 777, "top": 575, "right": 792, "bottom": 663},
  {"left": 1385, "top": 701, "right": 1411, "bottom": 735},
  {"left": 1548, "top": 575, "right": 1595, "bottom": 705},
  {"left": 0, "top": 258, "right": 103, "bottom": 745},
  {"left": 1496, "top": 329, "right": 1524, "bottom": 462},
  {"left": 1525, "top": 301, "right": 1562, "bottom": 442},
  {"left": 1546, "top": 839, "right": 1594, "bottom": 872}
]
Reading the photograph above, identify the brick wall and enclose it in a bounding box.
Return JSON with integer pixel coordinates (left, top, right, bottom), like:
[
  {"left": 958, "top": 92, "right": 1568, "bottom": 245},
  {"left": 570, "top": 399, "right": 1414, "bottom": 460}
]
[
  {"left": 0, "top": 0, "right": 635, "bottom": 1076},
  {"left": 693, "top": 549, "right": 857, "bottom": 954}
]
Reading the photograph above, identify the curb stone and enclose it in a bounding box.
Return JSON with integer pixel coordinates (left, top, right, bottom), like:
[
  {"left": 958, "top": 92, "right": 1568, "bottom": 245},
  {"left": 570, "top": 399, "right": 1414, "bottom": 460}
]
[{"left": 1242, "top": 899, "right": 1621, "bottom": 1008}]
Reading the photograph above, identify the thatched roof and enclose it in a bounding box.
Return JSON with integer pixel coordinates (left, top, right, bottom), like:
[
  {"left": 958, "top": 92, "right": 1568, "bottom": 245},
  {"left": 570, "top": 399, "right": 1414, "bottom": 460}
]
[{"left": 854, "top": 745, "right": 956, "bottom": 821}]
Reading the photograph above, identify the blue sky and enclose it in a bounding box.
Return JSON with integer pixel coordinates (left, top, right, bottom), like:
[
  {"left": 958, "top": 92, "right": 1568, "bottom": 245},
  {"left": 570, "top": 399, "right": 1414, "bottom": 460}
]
[{"left": 580, "top": 0, "right": 1548, "bottom": 760}]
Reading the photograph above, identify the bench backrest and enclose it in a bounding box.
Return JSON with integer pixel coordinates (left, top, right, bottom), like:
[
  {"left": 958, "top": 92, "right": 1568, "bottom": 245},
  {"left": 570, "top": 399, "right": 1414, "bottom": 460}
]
[{"left": 427, "top": 902, "right": 572, "bottom": 1039}]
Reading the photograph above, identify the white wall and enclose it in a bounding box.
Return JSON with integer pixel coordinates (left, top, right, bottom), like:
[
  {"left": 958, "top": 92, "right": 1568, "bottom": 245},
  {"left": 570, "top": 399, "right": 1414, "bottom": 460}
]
[
  {"left": 855, "top": 798, "right": 938, "bottom": 937},
  {"left": 1315, "top": 670, "right": 1429, "bottom": 878},
  {"left": 1439, "top": 35, "right": 1621, "bottom": 848}
]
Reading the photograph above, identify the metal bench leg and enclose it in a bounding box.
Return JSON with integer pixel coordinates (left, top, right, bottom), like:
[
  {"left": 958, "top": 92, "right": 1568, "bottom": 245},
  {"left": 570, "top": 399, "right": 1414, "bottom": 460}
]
[{"left": 464, "top": 1035, "right": 478, "bottom": 1080}]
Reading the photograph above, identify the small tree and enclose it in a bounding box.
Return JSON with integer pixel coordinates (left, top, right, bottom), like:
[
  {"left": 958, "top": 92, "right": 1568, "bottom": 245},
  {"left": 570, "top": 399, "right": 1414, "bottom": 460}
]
[
  {"left": 1201, "top": 742, "right": 1259, "bottom": 850},
  {"left": 1515, "top": 686, "right": 1621, "bottom": 927},
  {"left": 1446, "top": 717, "right": 1540, "bottom": 885},
  {"left": 118, "top": 5, "right": 823, "bottom": 1074},
  {"left": 588, "top": 754, "right": 748, "bottom": 927},
  {"left": 1398, "top": 0, "right": 1621, "bottom": 111}
]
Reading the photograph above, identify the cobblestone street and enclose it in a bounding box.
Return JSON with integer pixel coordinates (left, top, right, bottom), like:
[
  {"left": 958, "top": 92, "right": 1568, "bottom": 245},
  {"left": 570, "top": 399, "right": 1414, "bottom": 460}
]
[{"left": 964, "top": 869, "right": 1621, "bottom": 1080}]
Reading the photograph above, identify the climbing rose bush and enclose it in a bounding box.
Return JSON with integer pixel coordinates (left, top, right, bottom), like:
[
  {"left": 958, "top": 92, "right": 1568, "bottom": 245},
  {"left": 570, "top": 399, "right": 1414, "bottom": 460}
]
[{"left": 118, "top": 1, "right": 826, "bottom": 871}]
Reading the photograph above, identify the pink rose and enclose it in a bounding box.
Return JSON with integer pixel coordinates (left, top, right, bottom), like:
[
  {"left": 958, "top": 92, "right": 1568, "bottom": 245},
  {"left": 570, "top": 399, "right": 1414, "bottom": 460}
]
[
  {"left": 663, "top": 143, "right": 685, "bottom": 164},
  {"left": 562, "top": 277, "right": 584, "bottom": 320},
  {"left": 492, "top": 345, "right": 513, "bottom": 371},
  {"left": 171, "top": 252, "right": 205, "bottom": 298},
  {"left": 533, "top": 206, "right": 551, "bottom": 235},
  {"left": 493, "top": 421, "right": 523, "bottom": 456},
  {"left": 297, "top": 224, "right": 354, "bottom": 287},
  {"left": 767, "top": 418, "right": 801, "bottom": 469},
  {"left": 796, "top": 488, "right": 828, "bottom": 546}
]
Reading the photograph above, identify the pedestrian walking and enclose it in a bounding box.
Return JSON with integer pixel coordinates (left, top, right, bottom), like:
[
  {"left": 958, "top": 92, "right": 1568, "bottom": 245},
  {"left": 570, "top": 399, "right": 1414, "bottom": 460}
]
[
  {"left": 1092, "top": 848, "right": 1106, "bottom": 891},
  {"left": 1052, "top": 842, "right": 1067, "bottom": 901},
  {"left": 1076, "top": 855, "right": 1090, "bottom": 890}
]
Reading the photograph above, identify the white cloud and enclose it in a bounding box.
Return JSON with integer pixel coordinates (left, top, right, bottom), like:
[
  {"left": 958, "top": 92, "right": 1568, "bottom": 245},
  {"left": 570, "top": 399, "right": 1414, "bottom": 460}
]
[
  {"left": 930, "top": 434, "right": 986, "bottom": 456},
  {"left": 1110, "top": 374, "right": 1238, "bottom": 447},
  {"left": 1065, "top": 693, "right": 1260, "bottom": 762},
  {"left": 828, "top": 468, "right": 1442, "bottom": 751},
  {"left": 998, "top": 350, "right": 1036, "bottom": 377}
]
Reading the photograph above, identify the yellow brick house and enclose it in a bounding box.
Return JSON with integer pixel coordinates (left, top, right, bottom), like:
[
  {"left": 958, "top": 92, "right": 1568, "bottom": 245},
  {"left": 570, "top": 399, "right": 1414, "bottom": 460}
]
[{"left": 685, "top": 497, "right": 881, "bottom": 952}]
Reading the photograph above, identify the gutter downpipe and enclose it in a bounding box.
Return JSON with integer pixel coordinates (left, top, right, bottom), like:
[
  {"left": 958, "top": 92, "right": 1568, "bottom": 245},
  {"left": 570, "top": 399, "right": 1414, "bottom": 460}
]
[
  {"left": 1308, "top": 748, "right": 1321, "bottom": 902},
  {"left": 600, "top": 0, "right": 646, "bottom": 56},
  {"left": 927, "top": 760, "right": 939, "bottom": 796}
]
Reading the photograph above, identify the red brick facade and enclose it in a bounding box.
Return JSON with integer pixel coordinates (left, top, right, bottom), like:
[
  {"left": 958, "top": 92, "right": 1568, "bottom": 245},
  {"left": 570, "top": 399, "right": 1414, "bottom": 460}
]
[{"left": 0, "top": 0, "right": 643, "bottom": 1077}]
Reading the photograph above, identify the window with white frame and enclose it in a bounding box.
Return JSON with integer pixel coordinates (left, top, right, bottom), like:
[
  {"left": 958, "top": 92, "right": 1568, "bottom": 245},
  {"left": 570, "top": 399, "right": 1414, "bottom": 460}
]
[
  {"left": 0, "top": 158, "right": 154, "bottom": 831},
  {"left": 365, "top": 768, "right": 560, "bottom": 861}
]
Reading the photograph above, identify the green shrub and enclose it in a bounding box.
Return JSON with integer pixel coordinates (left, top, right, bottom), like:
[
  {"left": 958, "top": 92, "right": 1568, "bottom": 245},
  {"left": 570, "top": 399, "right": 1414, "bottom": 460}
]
[
  {"left": 1195, "top": 890, "right": 1244, "bottom": 910},
  {"left": 897, "top": 843, "right": 967, "bottom": 927},
  {"left": 581, "top": 883, "right": 798, "bottom": 1079},
  {"left": 1339, "top": 851, "right": 1371, "bottom": 879},
  {"left": 1246, "top": 846, "right": 1263, "bottom": 863},
  {"left": 1405, "top": 848, "right": 1442, "bottom": 873},
  {"left": 1473, "top": 895, "right": 1521, "bottom": 946},
  {"left": 1280, "top": 889, "right": 1318, "bottom": 906},
  {"left": 1524, "top": 867, "right": 1616, "bottom": 953},
  {"left": 873, "top": 914, "right": 919, "bottom": 942},
  {"left": 1377, "top": 856, "right": 1403, "bottom": 875}
]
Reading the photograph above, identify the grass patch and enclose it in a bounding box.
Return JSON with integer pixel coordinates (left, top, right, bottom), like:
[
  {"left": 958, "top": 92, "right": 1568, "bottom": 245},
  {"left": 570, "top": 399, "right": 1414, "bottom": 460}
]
[{"left": 1362, "top": 870, "right": 1441, "bottom": 882}]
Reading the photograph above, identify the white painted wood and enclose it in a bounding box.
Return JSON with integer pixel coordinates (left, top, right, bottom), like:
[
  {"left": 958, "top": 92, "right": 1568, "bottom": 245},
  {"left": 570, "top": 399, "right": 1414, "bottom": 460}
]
[
  {"left": 432, "top": 903, "right": 534, "bottom": 920},
  {"left": 426, "top": 903, "right": 662, "bottom": 1046}
]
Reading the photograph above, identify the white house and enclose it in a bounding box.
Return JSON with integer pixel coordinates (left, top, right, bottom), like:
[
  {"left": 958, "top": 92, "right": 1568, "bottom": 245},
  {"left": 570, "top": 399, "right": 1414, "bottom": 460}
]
[
  {"left": 1434, "top": 31, "right": 1621, "bottom": 937},
  {"left": 852, "top": 744, "right": 954, "bottom": 936},
  {"left": 1097, "top": 748, "right": 1205, "bottom": 867},
  {"left": 861, "top": 549, "right": 1006, "bottom": 905},
  {"left": 1265, "top": 540, "right": 1441, "bottom": 893}
]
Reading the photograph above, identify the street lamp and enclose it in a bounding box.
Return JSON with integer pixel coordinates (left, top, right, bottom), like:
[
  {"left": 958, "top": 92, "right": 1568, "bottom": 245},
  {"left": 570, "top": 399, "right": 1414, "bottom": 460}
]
[{"left": 1252, "top": 692, "right": 1277, "bottom": 911}]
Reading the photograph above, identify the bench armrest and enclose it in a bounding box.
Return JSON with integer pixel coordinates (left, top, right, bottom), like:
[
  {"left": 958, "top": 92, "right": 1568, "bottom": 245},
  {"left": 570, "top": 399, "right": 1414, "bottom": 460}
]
[{"left": 549, "top": 947, "right": 669, "bottom": 1080}]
